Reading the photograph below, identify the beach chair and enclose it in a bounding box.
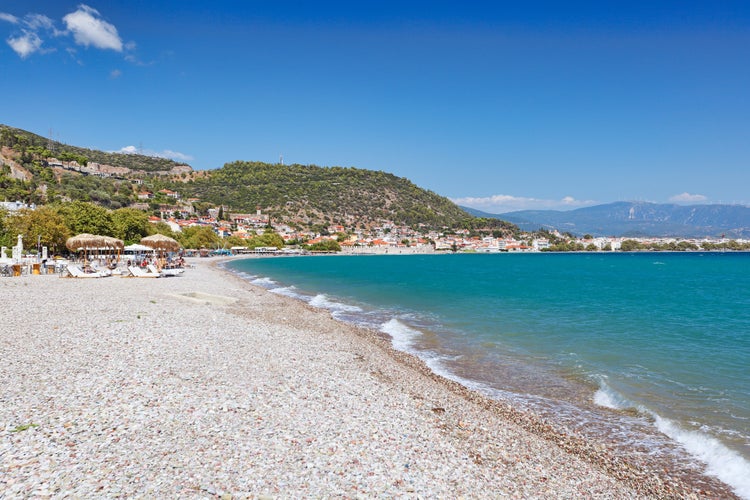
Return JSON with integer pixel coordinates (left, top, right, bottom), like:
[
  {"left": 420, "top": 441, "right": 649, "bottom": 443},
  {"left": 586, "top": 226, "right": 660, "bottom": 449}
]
[
  {"left": 64, "top": 265, "right": 105, "bottom": 278},
  {"left": 126, "top": 266, "right": 161, "bottom": 278},
  {"left": 89, "top": 263, "right": 112, "bottom": 277},
  {"left": 148, "top": 264, "right": 183, "bottom": 277}
]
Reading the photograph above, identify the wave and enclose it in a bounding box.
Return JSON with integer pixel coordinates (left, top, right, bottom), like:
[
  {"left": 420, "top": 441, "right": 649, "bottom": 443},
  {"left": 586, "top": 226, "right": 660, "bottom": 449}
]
[
  {"left": 233, "top": 270, "right": 254, "bottom": 280},
  {"left": 594, "top": 379, "right": 750, "bottom": 499},
  {"left": 309, "top": 294, "right": 363, "bottom": 313},
  {"left": 653, "top": 415, "right": 750, "bottom": 499},
  {"left": 593, "top": 379, "right": 637, "bottom": 411},
  {"left": 380, "top": 318, "right": 423, "bottom": 352},
  {"left": 251, "top": 276, "right": 276, "bottom": 286},
  {"left": 269, "top": 285, "right": 300, "bottom": 298}
]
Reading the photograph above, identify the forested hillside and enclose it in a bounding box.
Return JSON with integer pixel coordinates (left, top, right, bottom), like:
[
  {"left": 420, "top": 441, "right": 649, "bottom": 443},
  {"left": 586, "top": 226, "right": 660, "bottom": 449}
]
[
  {"left": 179, "top": 161, "right": 471, "bottom": 228},
  {"left": 0, "top": 124, "right": 187, "bottom": 173},
  {"left": 1, "top": 125, "right": 493, "bottom": 230}
]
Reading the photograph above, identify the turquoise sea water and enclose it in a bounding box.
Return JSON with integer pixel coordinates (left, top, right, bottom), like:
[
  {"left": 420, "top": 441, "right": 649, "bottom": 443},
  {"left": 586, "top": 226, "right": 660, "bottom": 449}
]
[{"left": 227, "top": 252, "right": 750, "bottom": 497}]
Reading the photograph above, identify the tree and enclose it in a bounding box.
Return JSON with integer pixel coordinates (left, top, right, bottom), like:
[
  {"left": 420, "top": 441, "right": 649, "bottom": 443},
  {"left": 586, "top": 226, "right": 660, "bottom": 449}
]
[
  {"left": 5, "top": 206, "right": 70, "bottom": 253},
  {"left": 149, "top": 221, "right": 176, "bottom": 238},
  {"left": 619, "top": 239, "right": 642, "bottom": 252},
  {"left": 247, "top": 231, "right": 284, "bottom": 249},
  {"left": 223, "top": 235, "right": 248, "bottom": 248},
  {"left": 111, "top": 208, "right": 150, "bottom": 243},
  {"left": 0, "top": 208, "right": 12, "bottom": 248},
  {"left": 57, "top": 201, "right": 114, "bottom": 236},
  {"left": 306, "top": 239, "right": 341, "bottom": 252},
  {"left": 178, "top": 225, "right": 220, "bottom": 249}
]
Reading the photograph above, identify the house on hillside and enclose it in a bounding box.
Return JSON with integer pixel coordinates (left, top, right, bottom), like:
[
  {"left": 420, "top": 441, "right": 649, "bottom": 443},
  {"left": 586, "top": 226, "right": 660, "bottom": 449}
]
[
  {"left": 158, "top": 189, "right": 180, "bottom": 199},
  {"left": 532, "top": 238, "right": 550, "bottom": 251},
  {"left": 229, "top": 212, "right": 269, "bottom": 228}
]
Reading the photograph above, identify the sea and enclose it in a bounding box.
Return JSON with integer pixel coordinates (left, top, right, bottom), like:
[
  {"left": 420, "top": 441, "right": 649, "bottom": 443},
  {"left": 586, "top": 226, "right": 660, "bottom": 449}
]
[{"left": 226, "top": 252, "right": 750, "bottom": 498}]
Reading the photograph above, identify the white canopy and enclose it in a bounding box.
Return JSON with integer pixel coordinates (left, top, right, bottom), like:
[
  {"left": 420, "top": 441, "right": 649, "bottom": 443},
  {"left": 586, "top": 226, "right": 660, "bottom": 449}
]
[{"left": 124, "top": 244, "right": 152, "bottom": 252}]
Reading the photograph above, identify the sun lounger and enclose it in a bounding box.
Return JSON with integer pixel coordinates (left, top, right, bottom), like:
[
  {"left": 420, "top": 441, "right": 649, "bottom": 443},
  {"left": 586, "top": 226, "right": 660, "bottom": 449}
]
[
  {"left": 89, "top": 264, "right": 112, "bottom": 276},
  {"left": 64, "top": 265, "right": 105, "bottom": 278},
  {"left": 148, "top": 264, "right": 183, "bottom": 277},
  {"left": 126, "top": 266, "right": 161, "bottom": 278}
]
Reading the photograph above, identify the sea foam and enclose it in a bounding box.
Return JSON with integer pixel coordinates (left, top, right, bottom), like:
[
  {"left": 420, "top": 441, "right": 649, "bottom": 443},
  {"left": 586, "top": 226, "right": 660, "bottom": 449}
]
[
  {"left": 380, "top": 318, "right": 422, "bottom": 352},
  {"left": 593, "top": 380, "right": 635, "bottom": 411},
  {"left": 653, "top": 415, "right": 750, "bottom": 500},
  {"left": 269, "top": 285, "right": 300, "bottom": 298},
  {"left": 594, "top": 380, "right": 750, "bottom": 499},
  {"left": 309, "top": 294, "right": 362, "bottom": 313}
]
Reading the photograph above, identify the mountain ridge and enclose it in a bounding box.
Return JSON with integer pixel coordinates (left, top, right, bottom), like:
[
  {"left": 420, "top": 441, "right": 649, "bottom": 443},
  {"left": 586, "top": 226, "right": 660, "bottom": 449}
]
[{"left": 461, "top": 202, "right": 750, "bottom": 238}]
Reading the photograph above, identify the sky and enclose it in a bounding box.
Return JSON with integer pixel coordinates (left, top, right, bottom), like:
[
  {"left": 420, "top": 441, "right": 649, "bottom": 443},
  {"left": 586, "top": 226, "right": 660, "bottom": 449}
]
[{"left": 1, "top": 1, "right": 749, "bottom": 212}]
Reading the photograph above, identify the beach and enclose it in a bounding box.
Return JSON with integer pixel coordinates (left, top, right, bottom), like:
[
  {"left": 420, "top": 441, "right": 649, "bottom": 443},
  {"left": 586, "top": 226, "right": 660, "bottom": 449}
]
[{"left": 0, "top": 258, "right": 735, "bottom": 498}]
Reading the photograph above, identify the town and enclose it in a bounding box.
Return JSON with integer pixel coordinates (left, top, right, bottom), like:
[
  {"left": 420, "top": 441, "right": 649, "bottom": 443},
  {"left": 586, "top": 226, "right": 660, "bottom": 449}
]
[{"left": 3, "top": 195, "right": 749, "bottom": 256}]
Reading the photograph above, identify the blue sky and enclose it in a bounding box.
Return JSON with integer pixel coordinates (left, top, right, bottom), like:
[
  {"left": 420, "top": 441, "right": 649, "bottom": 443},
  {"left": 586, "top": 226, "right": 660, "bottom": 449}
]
[{"left": 1, "top": 1, "right": 748, "bottom": 212}]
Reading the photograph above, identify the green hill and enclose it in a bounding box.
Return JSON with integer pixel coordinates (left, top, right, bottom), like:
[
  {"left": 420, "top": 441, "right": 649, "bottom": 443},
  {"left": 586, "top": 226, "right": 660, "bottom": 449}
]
[
  {"left": 0, "top": 124, "right": 186, "bottom": 173},
  {"left": 0, "top": 124, "right": 512, "bottom": 231},
  {"left": 180, "top": 161, "right": 471, "bottom": 228}
]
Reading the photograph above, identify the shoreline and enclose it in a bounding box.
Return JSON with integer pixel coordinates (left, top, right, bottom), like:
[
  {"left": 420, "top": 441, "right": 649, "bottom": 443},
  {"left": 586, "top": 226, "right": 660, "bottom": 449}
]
[
  {"left": 219, "top": 257, "right": 739, "bottom": 498},
  {"left": 0, "top": 258, "right": 736, "bottom": 497}
]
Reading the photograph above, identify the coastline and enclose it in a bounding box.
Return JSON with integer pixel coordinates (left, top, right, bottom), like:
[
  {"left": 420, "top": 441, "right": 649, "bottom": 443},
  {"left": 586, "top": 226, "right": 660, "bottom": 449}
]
[{"left": 0, "top": 257, "right": 735, "bottom": 497}]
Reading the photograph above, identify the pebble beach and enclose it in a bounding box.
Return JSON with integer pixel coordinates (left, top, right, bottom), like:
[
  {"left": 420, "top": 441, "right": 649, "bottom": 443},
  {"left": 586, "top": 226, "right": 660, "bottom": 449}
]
[{"left": 0, "top": 258, "right": 736, "bottom": 498}]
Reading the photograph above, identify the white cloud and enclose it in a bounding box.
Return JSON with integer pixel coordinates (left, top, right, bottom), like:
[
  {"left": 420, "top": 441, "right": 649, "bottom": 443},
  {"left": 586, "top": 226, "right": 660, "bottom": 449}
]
[
  {"left": 0, "top": 12, "right": 19, "bottom": 24},
  {"left": 7, "top": 31, "right": 42, "bottom": 59},
  {"left": 3, "top": 5, "right": 135, "bottom": 65},
  {"left": 669, "top": 192, "right": 708, "bottom": 204},
  {"left": 162, "top": 150, "right": 194, "bottom": 162},
  {"left": 115, "top": 146, "right": 194, "bottom": 162},
  {"left": 109, "top": 69, "right": 122, "bottom": 79},
  {"left": 3, "top": 12, "right": 64, "bottom": 58},
  {"left": 451, "top": 194, "right": 597, "bottom": 213},
  {"left": 63, "top": 5, "right": 123, "bottom": 51},
  {"left": 26, "top": 13, "right": 57, "bottom": 33}
]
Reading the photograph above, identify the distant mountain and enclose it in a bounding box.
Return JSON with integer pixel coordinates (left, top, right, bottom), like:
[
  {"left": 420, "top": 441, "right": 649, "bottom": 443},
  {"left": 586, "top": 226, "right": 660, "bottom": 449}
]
[{"left": 461, "top": 202, "right": 750, "bottom": 238}]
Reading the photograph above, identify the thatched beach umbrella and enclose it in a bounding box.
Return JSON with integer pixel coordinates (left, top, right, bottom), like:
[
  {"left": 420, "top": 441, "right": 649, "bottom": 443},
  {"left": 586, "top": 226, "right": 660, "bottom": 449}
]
[
  {"left": 101, "top": 236, "right": 125, "bottom": 262},
  {"left": 66, "top": 233, "right": 105, "bottom": 251},
  {"left": 140, "top": 234, "right": 180, "bottom": 252},
  {"left": 101, "top": 236, "right": 125, "bottom": 251},
  {"left": 66, "top": 233, "right": 106, "bottom": 262},
  {"left": 141, "top": 234, "right": 181, "bottom": 267},
  {"left": 66, "top": 234, "right": 124, "bottom": 263}
]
